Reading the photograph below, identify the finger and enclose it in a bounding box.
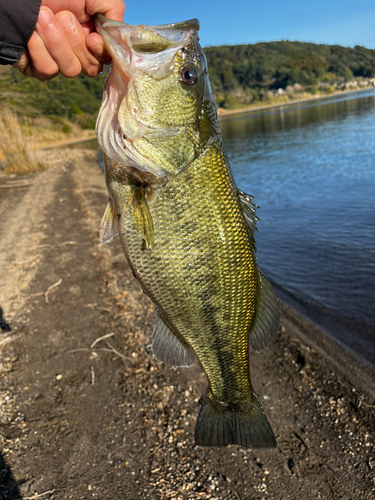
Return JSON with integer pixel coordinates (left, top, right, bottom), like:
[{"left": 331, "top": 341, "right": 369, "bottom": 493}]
[
  {"left": 86, "top": 32, "right": 112, "bottom": 65},
  {"left": 36, "top": 6, "right": 82, "bottom": 78},
  {"left": 85, "top": 0, "right": 125, "bottom": 22},
  {"left": 56, "top": 11, "right": 102, "bottom": 77},
  {"left": 41, "top": 0, "right": 89, "bottom": 23},
  {"left": 25, "top": 31, "right": 59, "bottom": 80},
  {"left": 12, "top": 50, "right": 31, "bottom": 76}
]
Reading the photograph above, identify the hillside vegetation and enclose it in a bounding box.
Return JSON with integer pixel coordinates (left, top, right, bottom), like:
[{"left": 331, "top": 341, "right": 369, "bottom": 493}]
[
  {"left": 205, "top": 41, "right": 375, "bottom": 108},
  {"left": 0, "top": 40, "right": 374, "bottom": 139}
]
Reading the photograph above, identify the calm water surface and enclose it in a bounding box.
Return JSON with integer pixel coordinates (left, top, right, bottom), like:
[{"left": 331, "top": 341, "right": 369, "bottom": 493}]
[{"left": 221, "top": 89, "right": 375, "bottom": 369}]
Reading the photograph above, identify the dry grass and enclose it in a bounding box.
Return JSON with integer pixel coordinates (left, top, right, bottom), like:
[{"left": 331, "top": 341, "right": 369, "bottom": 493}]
[{"left": 0, "top": 108, "right": 45, "bottom": 174}]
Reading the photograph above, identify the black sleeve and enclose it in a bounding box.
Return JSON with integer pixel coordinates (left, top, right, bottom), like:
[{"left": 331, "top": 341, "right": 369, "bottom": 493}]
[{"left": 0, "top": 0, "right": 42, "bottom": 65}]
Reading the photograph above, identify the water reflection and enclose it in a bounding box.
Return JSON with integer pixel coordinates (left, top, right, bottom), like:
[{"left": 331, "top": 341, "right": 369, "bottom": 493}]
[{"left": 222, "top": 88, "right": 375, "bottom": 369}]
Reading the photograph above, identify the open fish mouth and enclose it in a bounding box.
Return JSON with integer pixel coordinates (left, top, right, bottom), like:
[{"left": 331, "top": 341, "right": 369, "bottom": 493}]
[{"left": 94, "top": 15, "right": 202, "bottom": 179}]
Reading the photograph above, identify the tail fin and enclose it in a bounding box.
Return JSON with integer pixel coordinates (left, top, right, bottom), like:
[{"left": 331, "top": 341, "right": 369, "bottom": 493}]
[{"left": 195, "top": 393, "right": 276, "bottom": 449}]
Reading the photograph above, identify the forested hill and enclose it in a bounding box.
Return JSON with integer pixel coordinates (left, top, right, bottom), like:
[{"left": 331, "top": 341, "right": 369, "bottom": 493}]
[
  {"left": 204, "top": 41, "right": 375, "bottom": 107},
  {"left": 1, "top": 40, "right": 375, "bottom": 124}
]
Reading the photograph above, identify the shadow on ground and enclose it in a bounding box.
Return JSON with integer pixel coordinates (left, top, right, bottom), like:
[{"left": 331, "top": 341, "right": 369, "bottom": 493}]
[{"left": 0, "top": 452, "right": 22, "bottom": 500}]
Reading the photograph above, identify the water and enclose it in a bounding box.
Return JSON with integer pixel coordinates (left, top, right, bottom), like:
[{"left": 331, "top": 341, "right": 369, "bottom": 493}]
[
  {"left": 220, "top": 89, "right": 375, "bottom": 370},
  {"left": 67, "top": 89, "right": 375, "bottom": 370}
]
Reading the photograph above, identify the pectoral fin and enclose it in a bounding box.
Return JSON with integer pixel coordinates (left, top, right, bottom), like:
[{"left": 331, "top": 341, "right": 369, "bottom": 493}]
[
  {"left": 132, "top": 185, "right": 154, "bottom": 248},
  {"left": 152, "top": 313, "right": 196, "bottom": 368},
  {"left": 100, "top": 199, "right": 118, "bottom": 243},
  {"left": 249, "top": 272, "right": 280, "bottom": 352}
]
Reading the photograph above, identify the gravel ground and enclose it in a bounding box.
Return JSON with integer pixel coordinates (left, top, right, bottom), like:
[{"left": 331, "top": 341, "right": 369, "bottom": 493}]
[{"left": 0, "top": 151, "right": 374, "bottom": 500}]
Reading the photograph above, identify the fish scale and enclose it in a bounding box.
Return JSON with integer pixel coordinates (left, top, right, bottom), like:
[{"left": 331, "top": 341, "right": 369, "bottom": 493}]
[{"left": 121, "top": 145, "right": 256, "bottom": 405}]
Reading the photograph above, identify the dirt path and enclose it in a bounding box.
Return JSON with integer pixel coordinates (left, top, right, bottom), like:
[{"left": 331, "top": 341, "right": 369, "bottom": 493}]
[{"left": 0, "top": 152, "right": 374, "bottom": 500}]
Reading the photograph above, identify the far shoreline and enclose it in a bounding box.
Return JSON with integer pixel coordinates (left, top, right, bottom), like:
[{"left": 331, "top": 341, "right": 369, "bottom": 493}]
[
  {"left": 216, "top": 86, "right": 375, "bottom": 119},
  {"left": 33, "top": 87, "right": 375, "bottom": 151}
]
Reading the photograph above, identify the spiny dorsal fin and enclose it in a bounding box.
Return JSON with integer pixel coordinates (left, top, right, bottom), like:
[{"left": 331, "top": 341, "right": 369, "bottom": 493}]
[
  {"left": 238, "top": 188, "right": 260, "bottom": 234},
  {"left": 249, "top": 272, "right": 280, "bottom": 353},
  {"left": 152, "top": 313, "right": 195, "bottom": 368},
  {"left": 100, "top": 198, "right": 118, "bottom": 243},
  {"left": 132, "top": 185, "right": 154, "bottom": 248}
]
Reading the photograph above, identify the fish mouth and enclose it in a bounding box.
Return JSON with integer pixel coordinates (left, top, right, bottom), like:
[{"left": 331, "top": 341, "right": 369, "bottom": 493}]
[
  {"left": 94, "top": 15, "right": 201, "bottom": 179},
  {"left": 94, "top": 14, "right": 199, "bottom": 78},
  {"left": 95, "top": 14, "right": 199, "bottom": 53}
]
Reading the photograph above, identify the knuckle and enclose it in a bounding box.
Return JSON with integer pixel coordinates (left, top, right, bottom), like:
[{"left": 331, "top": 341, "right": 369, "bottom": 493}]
[{"left": 62, "top": 63, "right": 82, "bottom": 79}]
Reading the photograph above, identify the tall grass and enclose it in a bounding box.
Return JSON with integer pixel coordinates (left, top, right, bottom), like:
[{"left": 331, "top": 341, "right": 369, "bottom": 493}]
[{"left": 0, "top": 108, "right": 45, "bottom": 174}]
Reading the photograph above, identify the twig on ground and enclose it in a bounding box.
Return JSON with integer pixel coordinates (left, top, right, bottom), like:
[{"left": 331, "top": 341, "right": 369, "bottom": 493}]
[
  {"left": 90, "top": 332, "right": 115, "bottom": 348},
  {"left": 23, "top": 278, "right": 62, "bottom": 303},
  {"left": 44, "top": 278, "right": 62, "bottom": 303},
  {"left": 22, "top": 490, "right": 55, "bottom": 500},
  {"left": 0, "top": 333, "right": 21, "bottom": 347},
  {"left": 53, "top": 346, "right": 133, "bottom": 363},
  {"left": 105, "top": 341, "right": 132, "bottom": 361},
  {"left": 0, "top": 182, "right": 35, "bottom": 189},
  {"left": 114, "top": 304, "right": 127, "bottom": 319},
  {"left": 90, "top": 365, "right": 95, "bottom": 385}
]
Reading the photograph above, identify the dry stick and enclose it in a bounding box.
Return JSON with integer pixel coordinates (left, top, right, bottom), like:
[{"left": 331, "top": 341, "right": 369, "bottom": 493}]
[
  {"left": 22, "top": 490, "right": 55, "bottom": 500},
  {"left": 0, "top": 182, "right": 35, "bottom": 189},
  {"left": 0, "top": 334, "right": 20, "bottom": 347},
  {"left": 53, "top": 347, "right": 133, "bottom": 362},
  {"left": 7, "top": 181, "right": 35, "bottom": 184},
  {"left": 90, "top": 332, "right": 115, "bottom": 348},
  {"left": 105, "top": 341, "right": 132, "bottom": 361},
  {"left": 23, "top": 278, "right": 62, "bottom": 303},
  {"left": 44, "top": 278, "right": 62, "bottom": 304}
]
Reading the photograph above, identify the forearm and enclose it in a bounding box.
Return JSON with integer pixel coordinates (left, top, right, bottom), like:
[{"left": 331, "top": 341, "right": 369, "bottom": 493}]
[{"left": 0, "top": 0, "right": 42, "bottom": 64}]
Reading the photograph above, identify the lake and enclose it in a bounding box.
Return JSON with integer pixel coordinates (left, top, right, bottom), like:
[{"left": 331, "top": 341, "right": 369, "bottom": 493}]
[
  {"left": 67, "top": 89, "right": 375, "bottom": 371},
  {"left": 220, "top": 89, "right": 375, "bottom": 371}
]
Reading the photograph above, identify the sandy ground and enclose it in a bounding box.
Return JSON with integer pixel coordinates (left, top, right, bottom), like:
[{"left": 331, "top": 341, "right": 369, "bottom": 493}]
[{"left": 0, "top": 151, "right": 374, "bottom": 500}]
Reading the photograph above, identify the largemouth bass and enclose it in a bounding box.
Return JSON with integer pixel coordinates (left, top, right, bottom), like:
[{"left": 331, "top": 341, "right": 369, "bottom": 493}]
[{"left": 95, "top": 14, "right": 280, "bottom": 449}]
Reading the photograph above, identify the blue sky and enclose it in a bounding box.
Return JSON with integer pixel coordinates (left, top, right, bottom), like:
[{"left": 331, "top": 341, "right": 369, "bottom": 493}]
[{"left": 122, "top": 0, "right": 375, "bottom": 49}]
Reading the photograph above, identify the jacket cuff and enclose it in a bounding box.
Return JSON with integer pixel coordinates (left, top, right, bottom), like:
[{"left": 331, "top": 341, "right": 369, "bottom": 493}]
[{"left": 0, "top": 42, "right": 24, "bottom": 65}]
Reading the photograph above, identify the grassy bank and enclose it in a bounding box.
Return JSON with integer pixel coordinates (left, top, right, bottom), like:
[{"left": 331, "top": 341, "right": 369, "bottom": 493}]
[{"left": 0, "top": 108, "right": 45, "bottom": 174}]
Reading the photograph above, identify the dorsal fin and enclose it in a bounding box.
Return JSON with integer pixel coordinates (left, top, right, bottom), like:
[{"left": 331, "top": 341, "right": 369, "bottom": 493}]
[
  {"left": 249, "top": 272, "right": 280, "bottom": 352},
  {"left": 152, "top": 313, "right": 195, "bottom": 368},
  {"left": 100, "top": 199, "right": 118, "bottom": 243},
  {"left": 238, "top": 189, "right": 260, "bottom": 234}
]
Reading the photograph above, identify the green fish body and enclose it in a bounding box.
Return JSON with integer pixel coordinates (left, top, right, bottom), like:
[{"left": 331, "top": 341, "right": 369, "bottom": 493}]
[{"left": 95, "top": 15, "right": 280, "bottom": 449}]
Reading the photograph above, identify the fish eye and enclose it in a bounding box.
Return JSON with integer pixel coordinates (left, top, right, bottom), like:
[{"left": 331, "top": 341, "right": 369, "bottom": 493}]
[{"left": 181, "top": 66, "right": 198, "bottom": 86}]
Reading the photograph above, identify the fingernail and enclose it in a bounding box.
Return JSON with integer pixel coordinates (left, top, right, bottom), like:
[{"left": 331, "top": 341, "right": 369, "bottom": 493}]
[{"left": 38, "top": 8, "right": 52, "bottom": 26}]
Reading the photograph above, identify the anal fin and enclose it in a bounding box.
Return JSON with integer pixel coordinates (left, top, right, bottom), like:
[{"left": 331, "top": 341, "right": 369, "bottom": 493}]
[
  {"left": 151, "top": 313, "right": 195, "bottom": 368},
  {"left": 249, "top": 272, "right": 280, "bottom": 352}
]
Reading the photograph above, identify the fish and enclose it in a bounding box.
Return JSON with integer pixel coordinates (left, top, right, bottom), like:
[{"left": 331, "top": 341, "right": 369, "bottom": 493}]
[{"left": 94, "top": 14, "right": 280, "bottom": 449}]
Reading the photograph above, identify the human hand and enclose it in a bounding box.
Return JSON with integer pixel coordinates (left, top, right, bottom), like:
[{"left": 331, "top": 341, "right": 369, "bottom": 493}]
[{"left": 13, "top": 0, "right": 125, "bottom": 81}]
